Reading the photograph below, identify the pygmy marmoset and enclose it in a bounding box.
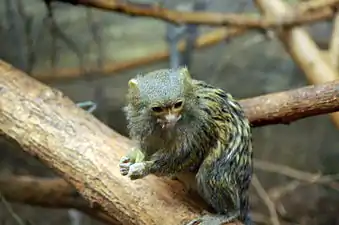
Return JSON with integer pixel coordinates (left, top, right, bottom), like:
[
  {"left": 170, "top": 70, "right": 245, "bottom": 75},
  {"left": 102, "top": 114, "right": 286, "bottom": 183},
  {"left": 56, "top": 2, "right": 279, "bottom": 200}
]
[{"left": 119, "top": 67, "right": 253, "bottom": 225}]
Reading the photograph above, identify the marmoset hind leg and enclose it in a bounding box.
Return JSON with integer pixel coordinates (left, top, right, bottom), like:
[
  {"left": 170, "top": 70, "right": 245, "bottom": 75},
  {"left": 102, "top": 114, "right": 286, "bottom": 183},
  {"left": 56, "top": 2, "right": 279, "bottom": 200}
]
[{"left": 185, "top": 166, "right": 242, "bottom": 225}]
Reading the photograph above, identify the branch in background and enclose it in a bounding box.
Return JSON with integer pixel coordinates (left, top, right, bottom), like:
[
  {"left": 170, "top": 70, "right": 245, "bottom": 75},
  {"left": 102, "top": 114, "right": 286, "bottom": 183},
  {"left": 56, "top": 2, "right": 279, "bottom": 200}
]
[
  {"left": 254, "top": 0, "right": 339, "bottom": 129},
  {"left": 16, "top": 0, "right": 37, "bottom": 74},
  {"left": 33, "top": 28, "right": 246, "bottom": 81},
  {"left": 254, "top": 159, "right": 339, "bottom": 191},
  {"left": 40, "top": 0, "right": 86, "bottom": 77},
  {"left": 0, "top": 192, "right": 26, "bottom": 225},
  {"left": 181, "top": 0, "right": 209, "bottom": 69},
  {"left": 252, "top": 175, "right": 281, "bottom": 225},
  {"left": 4, "top": 0, "right": 27, "bottom": 71},
  {"left": 329, "top": 12, "right": 339, "bottom": 69},
  {"left": 165, "top": 3, "right": 185, "bottom": 69},
  {"left": 32, "top": 31, "right": 331, "bottom": 82},
  {"left": 31, "top": 0, "right": 339, "bottom": 82},
  {"left": 298, "top": 0, "right": 339, "bottom": 12},
  {"left": 239, "top": 79, "right": 339, "bottom": 127},
  {"left": 0, "top": 175, "right": 118, "bottom": 225},
  {"left": 1, "top": 61, "right": 339, "bottom": 224},
  {"left": 267, "top": 181, "right": 302, "bottom": 202},
  {"left": 50, "top": 0, "right": 339, "bottom": 29},
  {"left": 254, "top": 160, "right": 339, "bottom": 222}
]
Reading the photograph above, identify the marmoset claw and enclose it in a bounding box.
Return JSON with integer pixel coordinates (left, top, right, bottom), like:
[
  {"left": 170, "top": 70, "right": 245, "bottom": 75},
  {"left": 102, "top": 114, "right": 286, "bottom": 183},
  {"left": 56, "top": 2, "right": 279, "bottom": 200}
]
[{"left": 119, "top": 156, "right": 132, "bottom": 176}]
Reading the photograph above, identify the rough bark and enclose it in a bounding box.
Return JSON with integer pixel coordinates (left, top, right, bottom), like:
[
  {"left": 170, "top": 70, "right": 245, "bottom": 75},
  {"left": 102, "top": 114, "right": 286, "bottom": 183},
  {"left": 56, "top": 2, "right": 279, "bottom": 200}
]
[
  {"left": 241, "top": 80, "right": 339, "bottom": 127},
  {"left": 1, "top": 60, "right": 339, "bottom": 224},
  {"left": 0, "top": 175, "right": 276, "bottom": 225}
]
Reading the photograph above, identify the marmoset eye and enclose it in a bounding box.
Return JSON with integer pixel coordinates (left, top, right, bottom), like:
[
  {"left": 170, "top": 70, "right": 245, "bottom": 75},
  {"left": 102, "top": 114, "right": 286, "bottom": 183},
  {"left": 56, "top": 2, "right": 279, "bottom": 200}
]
[
  {"left": 152, "top": 106, "right": 163, "bottom": 112},
  {"left": 173, "top": 101, "right": 183, "bottom": 109}
]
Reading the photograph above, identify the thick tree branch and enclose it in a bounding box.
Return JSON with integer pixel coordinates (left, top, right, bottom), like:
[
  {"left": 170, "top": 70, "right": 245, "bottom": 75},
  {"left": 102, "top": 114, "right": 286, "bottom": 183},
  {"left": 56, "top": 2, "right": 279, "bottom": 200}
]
[
  {"left": 0, "top": 175, "right": 287, "bottom": 225},
  {"left": 51, "top": 0, "right": 339, "bottom": 29},
  {"left": 0, "top": 175, "right": 119, "bottom": 225},
  {"left": 240, "top": 80, "right": 339, "bottom": 127},
  {"left": 0, "top": 60, "right": 212, "bottom": 225},
  {"left": 0, "top": 60, "right": 339, "bottom": 224}
]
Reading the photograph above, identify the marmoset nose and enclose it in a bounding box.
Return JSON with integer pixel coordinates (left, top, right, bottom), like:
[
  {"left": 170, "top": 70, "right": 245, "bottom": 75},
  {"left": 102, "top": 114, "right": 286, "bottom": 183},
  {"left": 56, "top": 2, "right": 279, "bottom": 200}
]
[{"left": 165, "top": 113, "right": 180, "bottom": 123}]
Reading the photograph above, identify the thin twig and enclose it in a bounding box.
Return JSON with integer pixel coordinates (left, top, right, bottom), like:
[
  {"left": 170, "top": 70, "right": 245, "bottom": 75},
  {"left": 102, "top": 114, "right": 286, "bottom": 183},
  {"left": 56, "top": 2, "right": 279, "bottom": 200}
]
[
  {"left": 268, "top": 181, "right": 302, "bottom": 201},
  {"left": 43, "top": 1, "right": 85, "bottom": 75},
  {"left": 254, "top": 159, "right": 339, "bottom": 191},
  {"left": 255, "top": 159, "right": 322, "bottom": 181},
  {"left": 0, "top": 192, "right": 25, "bottom": 225},
  {"left": 16, "top": 0, "right": 36, "bottom": 73},
  {"left": 252, "top": 175, "right": 281, "bottom": 225}
]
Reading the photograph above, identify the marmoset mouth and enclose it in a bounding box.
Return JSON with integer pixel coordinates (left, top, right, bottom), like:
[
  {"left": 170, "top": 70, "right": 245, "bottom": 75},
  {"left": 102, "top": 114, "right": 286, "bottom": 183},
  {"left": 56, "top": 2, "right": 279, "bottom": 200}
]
[{"left": 157, "top": 114, "right": 182, "bottom": 129}]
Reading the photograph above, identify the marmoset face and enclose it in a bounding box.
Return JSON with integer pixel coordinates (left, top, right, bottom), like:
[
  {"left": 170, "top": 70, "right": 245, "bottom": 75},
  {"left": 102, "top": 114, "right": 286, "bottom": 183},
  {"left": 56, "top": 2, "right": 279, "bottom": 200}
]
[
  {"left": 150, "top": 99, "right": 184, "bottom": 129},
  {"left": 127, "top": 67, "right": 194, "bottom": 130}
]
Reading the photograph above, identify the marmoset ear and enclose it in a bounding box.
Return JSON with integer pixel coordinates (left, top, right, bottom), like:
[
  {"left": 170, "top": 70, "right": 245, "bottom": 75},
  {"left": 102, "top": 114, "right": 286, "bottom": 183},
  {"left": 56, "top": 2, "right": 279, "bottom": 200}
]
[
  {"left": 128, "top": 78, "right": 138, "bottom": 89},
  {"left": 179, "top": 66, "right": 192, "bottom": 80},
  {"left": 128, "top": 78, "right": 140, "bottom": 95},
  {"left": 127, "top": 78, "right": 141, "bottom": 106},
  {"left": 179, "top": 66, "right": 193, "bottom": 90}
]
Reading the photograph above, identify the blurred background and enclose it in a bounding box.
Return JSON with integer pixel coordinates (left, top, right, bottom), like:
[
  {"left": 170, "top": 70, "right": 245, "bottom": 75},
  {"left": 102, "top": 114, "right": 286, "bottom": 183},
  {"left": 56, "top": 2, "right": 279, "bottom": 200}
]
[{"left": 0, "top": 0, "right": 339, "bottom": 224}]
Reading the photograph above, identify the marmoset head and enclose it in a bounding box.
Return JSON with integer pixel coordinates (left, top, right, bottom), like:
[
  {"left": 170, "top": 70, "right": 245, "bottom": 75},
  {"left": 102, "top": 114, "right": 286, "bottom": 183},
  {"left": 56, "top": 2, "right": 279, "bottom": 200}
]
[{"left": 126, "top": 67, "right": 196, "bottom": 130}]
